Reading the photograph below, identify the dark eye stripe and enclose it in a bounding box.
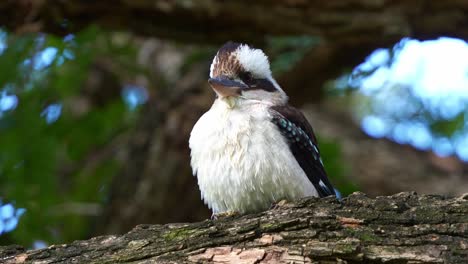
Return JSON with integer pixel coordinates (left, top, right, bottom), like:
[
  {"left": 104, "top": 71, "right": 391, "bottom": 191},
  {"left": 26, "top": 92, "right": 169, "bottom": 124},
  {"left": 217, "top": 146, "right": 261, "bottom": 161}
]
[
  {"left": 239, "top": 71, "right": 276, "bottom": 92},
  {"left": 245, "top": 78, "right": 277, "bottom": 92}
]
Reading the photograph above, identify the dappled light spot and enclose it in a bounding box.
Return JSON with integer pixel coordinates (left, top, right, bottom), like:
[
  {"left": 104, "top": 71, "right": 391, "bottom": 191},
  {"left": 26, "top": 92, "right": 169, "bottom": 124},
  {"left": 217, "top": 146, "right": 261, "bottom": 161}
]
[
  {"left": 361, "top": 115, "right": 388, "bottom": 138},
  {"left": 454, "top": 134, "right": 468, "bottom": 160},
  {"left": 122, "top": 84, "right": 149, "bottom": 110},
  {"left": 63, "top": 34, "right": 75, "bottom": 43},
  {"left": 33, "top": 47, "right": 58, "bottom": 70},
  {"left": 62, "top": 49, "right": 75, "bottom": 60},
  {"left": 387, "top": 122, "right": 433, "bottom": 151},
  {"left": 0, "top": 202, "right": 26, "bottom": 235},
  {"left": 33, "top": 240, "right": 48, "bottom": 250},
  {"left": 0, "top": 90, "right": 18, "bottom": 113},
  {"left": 432, "top": 137, "right": 454, "bottom": 157},
  {"left": 0, "top": 30, "right": 6, "bottom": 55},
  {"left": 41, "top": 103, "right": 62, "bottom": 124}
]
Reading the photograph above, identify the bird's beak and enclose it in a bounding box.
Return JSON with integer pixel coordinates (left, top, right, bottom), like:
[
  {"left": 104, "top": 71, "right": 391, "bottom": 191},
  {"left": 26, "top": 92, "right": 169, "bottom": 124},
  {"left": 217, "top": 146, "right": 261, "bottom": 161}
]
[{"left": 208, "top": 76, "right": 247, "bottom": 98}]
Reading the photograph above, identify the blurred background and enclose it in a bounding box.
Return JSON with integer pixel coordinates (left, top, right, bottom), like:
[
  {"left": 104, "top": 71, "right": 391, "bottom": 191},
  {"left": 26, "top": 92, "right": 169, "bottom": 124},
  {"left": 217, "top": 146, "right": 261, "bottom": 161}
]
[{"left": 0, "top": 1, "right": 467, "bottom": 249}]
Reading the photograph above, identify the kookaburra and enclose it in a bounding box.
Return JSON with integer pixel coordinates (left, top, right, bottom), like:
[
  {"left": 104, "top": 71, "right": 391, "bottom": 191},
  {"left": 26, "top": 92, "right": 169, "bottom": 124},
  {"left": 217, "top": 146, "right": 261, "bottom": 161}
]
[{"left": 189, "top": 42, "right": 336, "bottom": 215}]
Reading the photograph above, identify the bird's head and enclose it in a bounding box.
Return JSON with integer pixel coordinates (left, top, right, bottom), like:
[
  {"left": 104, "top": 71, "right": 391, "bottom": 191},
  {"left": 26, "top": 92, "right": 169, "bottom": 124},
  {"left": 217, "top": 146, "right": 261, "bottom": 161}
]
[{"left": 209, "top": 42, "right": 287, "bottom": 107}]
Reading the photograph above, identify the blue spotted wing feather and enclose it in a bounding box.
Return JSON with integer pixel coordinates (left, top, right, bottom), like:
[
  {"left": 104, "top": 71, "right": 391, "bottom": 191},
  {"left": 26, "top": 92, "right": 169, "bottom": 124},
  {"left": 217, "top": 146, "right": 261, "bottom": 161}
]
[{"left": 270, "top": 105, "right": 336, "bottom": 197}]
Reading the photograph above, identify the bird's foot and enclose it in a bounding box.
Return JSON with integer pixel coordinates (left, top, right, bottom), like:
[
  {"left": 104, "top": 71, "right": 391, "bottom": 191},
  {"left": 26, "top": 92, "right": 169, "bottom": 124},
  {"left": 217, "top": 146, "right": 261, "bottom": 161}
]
[
  {"left": 270, "top": 199, "right": 289, "bottom": 210},
  {"left": 211, "top": 211, "right": 239, "bottom": 220}
]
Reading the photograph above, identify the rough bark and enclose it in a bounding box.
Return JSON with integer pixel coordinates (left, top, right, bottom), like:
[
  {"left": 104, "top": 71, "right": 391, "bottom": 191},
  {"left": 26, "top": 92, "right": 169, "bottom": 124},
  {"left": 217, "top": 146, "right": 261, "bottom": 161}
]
[
  {"left": 2, "top": 192, "right": 468, "bottom": 264},
  {"left": 1, "top": 0, "right": 468, "bottom": 46}
]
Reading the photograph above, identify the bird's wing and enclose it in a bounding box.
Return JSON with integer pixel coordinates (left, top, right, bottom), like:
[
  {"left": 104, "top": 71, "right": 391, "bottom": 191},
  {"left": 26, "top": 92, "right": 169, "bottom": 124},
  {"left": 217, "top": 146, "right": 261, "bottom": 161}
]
[{"left": 270, "top": 105, "right": 336, "bottom": 197}]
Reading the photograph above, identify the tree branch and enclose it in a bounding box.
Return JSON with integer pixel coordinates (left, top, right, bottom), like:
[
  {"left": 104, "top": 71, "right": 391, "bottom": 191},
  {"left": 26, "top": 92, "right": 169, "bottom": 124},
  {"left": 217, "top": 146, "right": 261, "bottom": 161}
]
[
  {"left": 2, "top": 192, "right": 467, "bottom": 263},
  {"left": 1, "top": 0, "right": 467, "bottom": 46}
]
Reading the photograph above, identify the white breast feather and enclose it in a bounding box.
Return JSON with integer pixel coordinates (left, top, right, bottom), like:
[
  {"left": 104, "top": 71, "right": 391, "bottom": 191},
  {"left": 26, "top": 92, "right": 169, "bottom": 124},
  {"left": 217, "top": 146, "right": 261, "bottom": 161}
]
[{"left": 189, "top": 100, "right": 318, "bottom": 213}]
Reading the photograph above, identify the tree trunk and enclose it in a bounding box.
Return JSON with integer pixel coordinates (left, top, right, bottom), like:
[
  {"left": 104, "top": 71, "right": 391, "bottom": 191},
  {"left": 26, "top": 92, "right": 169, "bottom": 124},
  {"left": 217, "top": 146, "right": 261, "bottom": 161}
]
[
  {"left": 93, "top": 43, "right": 214, "bottom": 235},
  {"left": 2, "top": 192, "right": 468, "bottom": 263}
]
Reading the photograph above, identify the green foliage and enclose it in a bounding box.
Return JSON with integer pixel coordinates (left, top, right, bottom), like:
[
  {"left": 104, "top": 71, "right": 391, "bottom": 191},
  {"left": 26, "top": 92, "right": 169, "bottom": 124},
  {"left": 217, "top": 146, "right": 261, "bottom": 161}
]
[
  {"left": 0, "top": 27, "right": 139, "bottom": 246},
  {"left": 429, "top": 112, "right": 465, "bottom": 138},
  {"left": 181, "top": 47, "right": 215, "bottom": 75},
  {"left": 317, "top": 137, "right": 358, "bottom": 197},
  {"left": 267, "top": 35, "right": 320, "bottom": 74}
]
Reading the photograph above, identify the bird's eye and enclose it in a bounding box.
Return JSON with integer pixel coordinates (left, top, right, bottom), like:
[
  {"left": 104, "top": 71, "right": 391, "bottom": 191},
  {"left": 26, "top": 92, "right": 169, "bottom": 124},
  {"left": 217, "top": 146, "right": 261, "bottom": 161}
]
[{"left": 239, "top": 71, "right": 253, "bottom": 84}]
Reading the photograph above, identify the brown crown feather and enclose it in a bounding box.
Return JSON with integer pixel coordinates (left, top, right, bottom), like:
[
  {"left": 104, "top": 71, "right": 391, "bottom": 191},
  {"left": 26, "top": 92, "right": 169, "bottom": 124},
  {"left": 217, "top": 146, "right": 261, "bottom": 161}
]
[{"left": 211, "top": 41, "right": 247, "bottom": 78}]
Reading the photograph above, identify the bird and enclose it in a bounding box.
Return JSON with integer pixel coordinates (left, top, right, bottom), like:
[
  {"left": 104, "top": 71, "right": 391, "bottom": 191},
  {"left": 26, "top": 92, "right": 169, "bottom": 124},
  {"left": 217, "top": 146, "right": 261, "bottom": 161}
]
[{"left": 189, "top": 42, "right": 336, "bottom": 216}]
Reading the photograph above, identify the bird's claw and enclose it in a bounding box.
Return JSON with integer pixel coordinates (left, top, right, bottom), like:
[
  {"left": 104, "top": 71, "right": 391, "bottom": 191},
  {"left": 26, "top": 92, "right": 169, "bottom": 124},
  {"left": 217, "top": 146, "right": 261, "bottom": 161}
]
[
  {"left": 270, "top": 199, "right": 289, "bottom": 210},
  {"left": 211, "top": 211, "right": 239, "bottom": 220}
]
